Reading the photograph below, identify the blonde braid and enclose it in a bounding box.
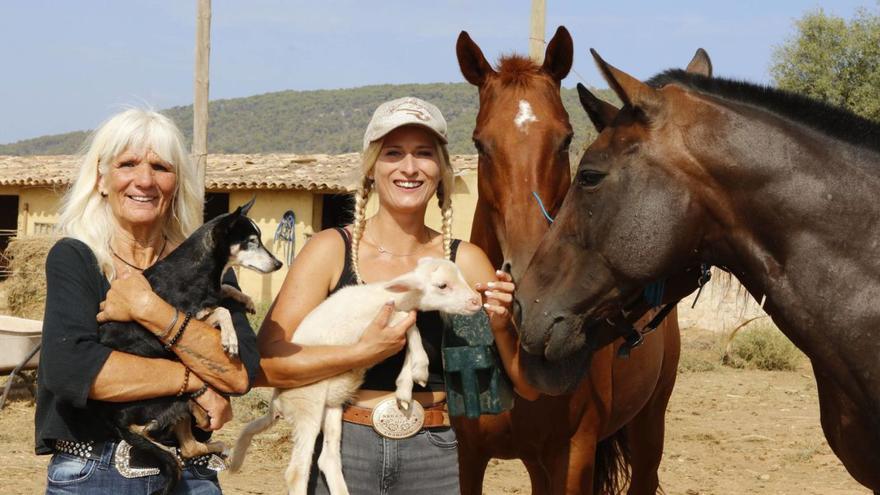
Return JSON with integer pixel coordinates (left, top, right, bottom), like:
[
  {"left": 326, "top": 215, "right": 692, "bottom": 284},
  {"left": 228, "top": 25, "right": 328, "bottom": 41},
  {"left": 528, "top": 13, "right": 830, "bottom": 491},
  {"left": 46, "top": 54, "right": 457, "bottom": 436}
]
[
  {"left": 436, "top": 142, "right": 455, "bottom": 260},
  {"left": 350, "top": 178, "right": 371, "bottom": 283},
  {"left": 438, "top": 183, "right": 454, "bottom": 260}
]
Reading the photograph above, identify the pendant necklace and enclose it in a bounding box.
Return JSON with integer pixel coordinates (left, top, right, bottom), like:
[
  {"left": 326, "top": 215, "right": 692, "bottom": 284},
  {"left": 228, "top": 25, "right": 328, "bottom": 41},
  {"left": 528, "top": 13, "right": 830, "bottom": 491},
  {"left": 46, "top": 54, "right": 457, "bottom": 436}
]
[{"left": 111, "top": 236, "right": 167, "bottom": 271}]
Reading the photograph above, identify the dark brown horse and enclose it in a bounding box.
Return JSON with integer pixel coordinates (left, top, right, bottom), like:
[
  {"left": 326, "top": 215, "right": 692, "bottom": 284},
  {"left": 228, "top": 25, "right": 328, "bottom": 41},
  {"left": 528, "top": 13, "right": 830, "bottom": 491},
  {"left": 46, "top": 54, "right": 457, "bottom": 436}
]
[
  {"left": 516, "top": 49, "right": 880, "bottom": 493},
  {"left": 452, "top": 29, "right": 707, "bottom": 494}
]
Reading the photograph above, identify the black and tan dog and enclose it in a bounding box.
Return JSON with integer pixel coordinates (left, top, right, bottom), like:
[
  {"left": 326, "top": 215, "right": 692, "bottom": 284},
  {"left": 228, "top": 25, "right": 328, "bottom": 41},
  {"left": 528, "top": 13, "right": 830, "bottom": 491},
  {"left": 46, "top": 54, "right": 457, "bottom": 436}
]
[{"left": 93, "top": 198, "right": 282, "bottom": 495}]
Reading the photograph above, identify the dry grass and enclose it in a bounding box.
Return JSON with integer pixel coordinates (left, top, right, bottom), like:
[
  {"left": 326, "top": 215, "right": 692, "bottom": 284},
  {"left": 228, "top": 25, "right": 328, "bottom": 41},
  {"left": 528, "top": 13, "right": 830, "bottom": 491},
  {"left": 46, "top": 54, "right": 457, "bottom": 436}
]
[
  {"left": 723, "top": 321, "right": 804, "bottom": 371},
  {"left": 679, "top": 330, "right": 724, "bottom": 373},
  {"left": 3, "top": 236, "right": 58, "bottom": 319}
]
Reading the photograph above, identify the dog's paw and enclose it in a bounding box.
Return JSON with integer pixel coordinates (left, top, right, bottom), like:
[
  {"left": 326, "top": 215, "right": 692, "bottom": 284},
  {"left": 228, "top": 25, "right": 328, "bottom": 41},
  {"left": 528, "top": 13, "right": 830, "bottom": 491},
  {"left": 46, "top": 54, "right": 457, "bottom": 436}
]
[
  {"left": 244, "top": 298, "right": 256, "bottom": 314},
  {"left": 222, "top": 341, "right": 239, "bottom": 357},
  {"left": 221, "top": 328, "right": 239, "bottom": 357}
]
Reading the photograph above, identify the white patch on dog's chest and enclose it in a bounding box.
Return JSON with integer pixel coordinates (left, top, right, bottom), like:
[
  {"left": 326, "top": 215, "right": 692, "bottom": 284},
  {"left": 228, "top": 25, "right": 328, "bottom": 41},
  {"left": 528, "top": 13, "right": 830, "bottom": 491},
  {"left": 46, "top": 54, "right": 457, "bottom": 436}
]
[{"left": 514, "top": 100, "right": 538, "bottom": 133}]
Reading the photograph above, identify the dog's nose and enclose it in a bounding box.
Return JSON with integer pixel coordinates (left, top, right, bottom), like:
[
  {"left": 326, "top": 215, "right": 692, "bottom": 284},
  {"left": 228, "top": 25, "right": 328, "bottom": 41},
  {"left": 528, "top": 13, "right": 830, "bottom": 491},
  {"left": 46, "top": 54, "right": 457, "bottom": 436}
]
[{"left": 273, "top": 259, "right": 283, "bottom": 270}]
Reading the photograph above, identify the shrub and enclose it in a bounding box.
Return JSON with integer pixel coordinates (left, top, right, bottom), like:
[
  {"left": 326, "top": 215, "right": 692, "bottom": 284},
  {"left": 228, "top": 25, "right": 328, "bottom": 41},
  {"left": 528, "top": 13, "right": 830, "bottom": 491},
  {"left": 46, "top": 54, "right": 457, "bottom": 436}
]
[{"left": 724, "top": 322, "right": 803, "bottom": 371}]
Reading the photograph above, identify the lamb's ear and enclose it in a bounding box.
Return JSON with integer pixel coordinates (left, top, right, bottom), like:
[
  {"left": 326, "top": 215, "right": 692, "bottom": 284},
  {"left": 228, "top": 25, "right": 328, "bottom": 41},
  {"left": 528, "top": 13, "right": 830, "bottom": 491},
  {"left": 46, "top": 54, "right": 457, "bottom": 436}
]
[{"left": 384, "top": 272, "right": 425, "bottom": 294}]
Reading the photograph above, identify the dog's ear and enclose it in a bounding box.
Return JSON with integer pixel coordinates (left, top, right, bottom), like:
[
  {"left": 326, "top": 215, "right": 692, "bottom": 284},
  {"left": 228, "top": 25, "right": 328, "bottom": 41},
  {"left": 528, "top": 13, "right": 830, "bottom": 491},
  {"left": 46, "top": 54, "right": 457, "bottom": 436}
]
[{"left": 232, "top": 196, "right": 256, "bottom": 218}]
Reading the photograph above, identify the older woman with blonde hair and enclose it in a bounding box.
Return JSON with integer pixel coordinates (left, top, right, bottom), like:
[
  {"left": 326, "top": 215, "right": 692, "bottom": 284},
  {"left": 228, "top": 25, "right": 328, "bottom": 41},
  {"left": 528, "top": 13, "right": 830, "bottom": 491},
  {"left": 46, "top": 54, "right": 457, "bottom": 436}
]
[
  {"left": 35, "top": 108, "right": 260, "bottom": 494},
  {"left": 257, "top": 96, "right": 537, "bottom": 494}
]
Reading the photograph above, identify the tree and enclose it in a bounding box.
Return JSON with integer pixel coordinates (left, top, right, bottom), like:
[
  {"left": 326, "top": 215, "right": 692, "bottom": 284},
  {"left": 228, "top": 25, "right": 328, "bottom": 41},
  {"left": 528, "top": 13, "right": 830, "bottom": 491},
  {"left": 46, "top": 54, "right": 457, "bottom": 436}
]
[{"left": 771, "top": 7, "right": 880, "bottom": 121}]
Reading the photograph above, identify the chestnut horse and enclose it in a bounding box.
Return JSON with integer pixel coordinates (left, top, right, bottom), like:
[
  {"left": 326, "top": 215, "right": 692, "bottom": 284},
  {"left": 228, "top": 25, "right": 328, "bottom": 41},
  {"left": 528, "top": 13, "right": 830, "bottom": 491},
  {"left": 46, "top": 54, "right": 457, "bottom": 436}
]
[
  {"left": 452, "top": 29, "right": 709, "bottom": 494},
  {"left": 517, "top": 49, "right": 880, "bottom": 493}
]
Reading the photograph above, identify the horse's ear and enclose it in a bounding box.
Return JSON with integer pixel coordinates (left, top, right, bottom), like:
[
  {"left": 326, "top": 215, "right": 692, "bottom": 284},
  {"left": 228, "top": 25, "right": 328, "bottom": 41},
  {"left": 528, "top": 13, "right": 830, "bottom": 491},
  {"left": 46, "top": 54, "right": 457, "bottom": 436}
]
[
  {"left": 590, "top": 49, "right": 662, "bottom": 114},
  {"left": 457, "top": 31, "right": 495, "bottom": 87},
  {"left": 541, "top": 26, "right": 573, "bottom": 82},
  {"left": 577, "top": 83, "right": 619, "bottom": 132},
  {"left": 686, "top": 48, "right": 713, "bottom": 77}
]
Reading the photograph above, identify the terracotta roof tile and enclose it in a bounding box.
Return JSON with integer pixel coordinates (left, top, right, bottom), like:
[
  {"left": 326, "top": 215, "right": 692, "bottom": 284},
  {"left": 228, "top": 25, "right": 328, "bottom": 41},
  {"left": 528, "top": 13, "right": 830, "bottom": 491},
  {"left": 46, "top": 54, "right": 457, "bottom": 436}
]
[{"left": 0, "top": 153, "right": 477, "bottom": 193}]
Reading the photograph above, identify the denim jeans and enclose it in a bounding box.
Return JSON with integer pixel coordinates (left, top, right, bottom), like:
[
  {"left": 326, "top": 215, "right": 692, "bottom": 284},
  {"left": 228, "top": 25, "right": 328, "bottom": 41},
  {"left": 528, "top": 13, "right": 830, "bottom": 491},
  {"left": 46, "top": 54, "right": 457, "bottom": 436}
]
[
  {"left": 45, "top": 441, "right": 222, "bottom": 494},
  {"left": 308, "top": 421, "right": 460, "bottom": 495}
]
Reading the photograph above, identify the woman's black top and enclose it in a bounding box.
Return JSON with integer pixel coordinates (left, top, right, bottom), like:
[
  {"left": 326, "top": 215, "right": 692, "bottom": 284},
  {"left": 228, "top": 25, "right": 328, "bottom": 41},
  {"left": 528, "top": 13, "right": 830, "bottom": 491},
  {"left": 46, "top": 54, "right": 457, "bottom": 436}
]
[
  {"left": 33, "top": 237, "right": 261, "bottom": 455},
  {"left": 330, "top": 227, "right": 460, "bottom": 392}
]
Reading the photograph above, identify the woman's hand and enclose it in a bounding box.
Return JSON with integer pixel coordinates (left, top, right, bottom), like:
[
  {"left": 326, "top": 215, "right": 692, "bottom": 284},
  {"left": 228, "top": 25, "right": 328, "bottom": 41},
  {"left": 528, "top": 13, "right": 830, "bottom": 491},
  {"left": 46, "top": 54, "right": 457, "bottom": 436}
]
[
  {"left": 96, "top": 271, "right": 157, "bottom": 324},
  {"left": 355, "top": 302, "right": 416, "bottom": 366},
  {"left": 476, "top": 270, "right": 515, "bottom": 331},
  {"left": 192, "top": 387, "right": 233, "bottom": 431}
]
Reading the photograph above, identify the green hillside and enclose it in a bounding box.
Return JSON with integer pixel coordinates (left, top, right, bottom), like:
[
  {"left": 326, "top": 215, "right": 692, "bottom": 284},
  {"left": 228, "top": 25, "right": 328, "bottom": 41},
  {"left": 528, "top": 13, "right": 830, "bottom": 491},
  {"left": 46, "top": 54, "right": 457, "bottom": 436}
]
[{"left": 0, "top": 83, "right": 617, "bottom": 157}]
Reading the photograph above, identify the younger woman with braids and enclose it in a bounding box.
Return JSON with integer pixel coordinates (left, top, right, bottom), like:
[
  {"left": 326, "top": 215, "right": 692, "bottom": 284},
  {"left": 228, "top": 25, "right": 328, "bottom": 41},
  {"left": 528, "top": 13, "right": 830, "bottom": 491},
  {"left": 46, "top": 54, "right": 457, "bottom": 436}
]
[{"left": 256, "top": 96, "right": 538, "bottom": 493}]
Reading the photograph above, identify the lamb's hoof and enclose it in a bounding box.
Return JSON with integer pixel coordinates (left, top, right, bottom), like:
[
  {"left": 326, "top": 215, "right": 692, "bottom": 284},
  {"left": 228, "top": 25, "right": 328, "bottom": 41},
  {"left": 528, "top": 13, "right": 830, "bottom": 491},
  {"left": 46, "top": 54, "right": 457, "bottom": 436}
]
[
  {"left": 396, "top": 398, "right": 412, "bottom": 413},
  {"left": 411, "top": 368, "right": 429, "bottom": 387}
]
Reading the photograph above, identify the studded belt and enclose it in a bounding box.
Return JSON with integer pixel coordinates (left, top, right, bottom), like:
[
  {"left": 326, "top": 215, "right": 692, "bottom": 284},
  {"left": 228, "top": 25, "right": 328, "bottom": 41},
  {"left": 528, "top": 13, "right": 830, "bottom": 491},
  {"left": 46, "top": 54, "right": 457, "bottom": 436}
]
[
  {"left": 53, "top": 439, "right": 227, "bottom": 477},
  {"left": 53, "top": 439, "right": 106, "bottom": 461}
]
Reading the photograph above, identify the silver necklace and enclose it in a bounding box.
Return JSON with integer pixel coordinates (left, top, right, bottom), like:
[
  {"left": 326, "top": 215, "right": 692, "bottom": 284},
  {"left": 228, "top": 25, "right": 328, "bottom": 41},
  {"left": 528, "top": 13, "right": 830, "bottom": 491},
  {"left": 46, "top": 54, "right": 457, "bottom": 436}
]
[{"left": 364, "top": 229, "right": 429, "bottom": 257}]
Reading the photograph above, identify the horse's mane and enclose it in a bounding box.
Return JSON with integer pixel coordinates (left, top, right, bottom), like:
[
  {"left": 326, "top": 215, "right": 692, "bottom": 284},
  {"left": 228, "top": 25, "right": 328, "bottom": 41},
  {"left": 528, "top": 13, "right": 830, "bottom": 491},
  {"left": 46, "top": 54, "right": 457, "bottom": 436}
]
[
  {"left": 495, "top": 55, "right": 543, "bottom": 87},
  {"left": 648, "top": 69, "right": 880, "bottom": 153}
]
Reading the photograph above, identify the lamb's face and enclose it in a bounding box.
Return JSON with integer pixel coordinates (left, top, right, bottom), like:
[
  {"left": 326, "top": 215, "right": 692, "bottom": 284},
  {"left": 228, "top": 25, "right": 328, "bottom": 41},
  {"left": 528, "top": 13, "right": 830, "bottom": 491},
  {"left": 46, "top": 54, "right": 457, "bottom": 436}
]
[{"left": 414, "top": 258, "right": 482, "bottom": 315}]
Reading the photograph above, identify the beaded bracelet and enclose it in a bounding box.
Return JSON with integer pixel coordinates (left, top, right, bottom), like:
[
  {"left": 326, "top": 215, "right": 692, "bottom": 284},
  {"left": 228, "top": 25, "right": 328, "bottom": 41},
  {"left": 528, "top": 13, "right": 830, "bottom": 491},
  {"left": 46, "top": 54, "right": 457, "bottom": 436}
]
[
  {"left": 176, "top": 367, "right": 191, "bottom": 397},
  {"left": 164, "top": 311, "right": 193, "bottom": 351},
  {"left": 190, "top": 383, "right": 209, "bottom": 400}
]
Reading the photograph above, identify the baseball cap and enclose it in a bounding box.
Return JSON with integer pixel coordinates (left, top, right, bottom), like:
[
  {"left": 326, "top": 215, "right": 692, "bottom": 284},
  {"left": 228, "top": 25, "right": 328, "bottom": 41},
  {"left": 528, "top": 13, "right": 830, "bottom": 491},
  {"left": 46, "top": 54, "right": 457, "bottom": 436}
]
[{"left": 362, "top": 97, "right": 448, "bottom": 151}]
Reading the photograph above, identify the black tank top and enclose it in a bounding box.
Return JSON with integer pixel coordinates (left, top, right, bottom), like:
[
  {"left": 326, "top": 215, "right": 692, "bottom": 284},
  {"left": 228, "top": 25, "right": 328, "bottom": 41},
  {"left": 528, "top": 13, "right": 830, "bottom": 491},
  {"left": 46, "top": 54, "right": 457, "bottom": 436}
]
[{"left": 330, "top": 227, "right": 461, "bottom": 392}]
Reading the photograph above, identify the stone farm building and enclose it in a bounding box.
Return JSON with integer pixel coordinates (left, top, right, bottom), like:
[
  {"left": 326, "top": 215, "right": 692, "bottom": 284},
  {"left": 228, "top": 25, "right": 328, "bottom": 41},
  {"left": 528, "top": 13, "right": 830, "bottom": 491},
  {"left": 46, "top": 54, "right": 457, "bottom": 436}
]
[{"left": 0, "top": 153, "right": 479, "bottom": 304}]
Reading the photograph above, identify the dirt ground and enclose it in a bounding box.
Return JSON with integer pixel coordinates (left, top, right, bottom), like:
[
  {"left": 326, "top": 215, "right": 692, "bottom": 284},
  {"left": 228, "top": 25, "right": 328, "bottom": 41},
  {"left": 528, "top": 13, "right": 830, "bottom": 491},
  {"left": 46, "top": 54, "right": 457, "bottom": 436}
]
[
  {"left": 0, "top": 276, "right": 869, "bottom": 494},
  {"left": 0, "top": 329, "right": 865, "bottom": 495}
]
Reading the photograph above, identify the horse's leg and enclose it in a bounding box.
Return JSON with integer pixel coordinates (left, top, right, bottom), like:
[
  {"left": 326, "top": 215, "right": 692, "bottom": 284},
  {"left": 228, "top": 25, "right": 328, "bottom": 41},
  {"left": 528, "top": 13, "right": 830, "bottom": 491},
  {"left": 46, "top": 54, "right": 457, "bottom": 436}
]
[
  {"left": 522, "top": 458, "right": 552, "bottom": 495},
  {"left": 545, "top": 433, "right": 597, "bottom": 495},
  {"left": 626, "top": 313, "right": 681, "bottom": 495},
  {"left": 457, "top": 452, "right": 490, "bottom": 495},
  {"left": 813, "top": 367, "right": 880, "bottom": 491}
]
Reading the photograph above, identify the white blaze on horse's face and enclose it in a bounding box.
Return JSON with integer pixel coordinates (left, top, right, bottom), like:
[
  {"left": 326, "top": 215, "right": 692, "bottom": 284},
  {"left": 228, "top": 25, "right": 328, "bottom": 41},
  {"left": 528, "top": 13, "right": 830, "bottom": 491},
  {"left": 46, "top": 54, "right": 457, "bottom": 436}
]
[{"left": 515, "top": 99, "right": 539, "bottom": 133}]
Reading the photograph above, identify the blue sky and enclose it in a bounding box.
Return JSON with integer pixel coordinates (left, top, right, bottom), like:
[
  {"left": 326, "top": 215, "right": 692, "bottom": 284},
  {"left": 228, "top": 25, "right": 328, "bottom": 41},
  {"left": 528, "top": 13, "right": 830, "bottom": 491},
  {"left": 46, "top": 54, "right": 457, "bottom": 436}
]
[{"left": 0, "top": 1, "right": 871, "bottom": 144}]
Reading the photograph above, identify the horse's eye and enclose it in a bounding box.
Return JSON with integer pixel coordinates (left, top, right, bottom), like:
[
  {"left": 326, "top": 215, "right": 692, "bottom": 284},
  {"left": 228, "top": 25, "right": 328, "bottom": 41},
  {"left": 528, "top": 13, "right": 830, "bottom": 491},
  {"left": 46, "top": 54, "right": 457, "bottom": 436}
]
[
  {"left": 577, "top": 169, "right": 606, "bottom": 188},
  {"left": 560, "top": 134, "right": 573, "bottom": 154}
]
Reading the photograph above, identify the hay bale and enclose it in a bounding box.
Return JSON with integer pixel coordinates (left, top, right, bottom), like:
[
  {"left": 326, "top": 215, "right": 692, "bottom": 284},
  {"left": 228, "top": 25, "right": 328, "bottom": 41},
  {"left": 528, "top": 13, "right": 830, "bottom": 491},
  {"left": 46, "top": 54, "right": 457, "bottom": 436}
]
[{"left": 3, "top": 235, "right": 59, "bottom": 319}]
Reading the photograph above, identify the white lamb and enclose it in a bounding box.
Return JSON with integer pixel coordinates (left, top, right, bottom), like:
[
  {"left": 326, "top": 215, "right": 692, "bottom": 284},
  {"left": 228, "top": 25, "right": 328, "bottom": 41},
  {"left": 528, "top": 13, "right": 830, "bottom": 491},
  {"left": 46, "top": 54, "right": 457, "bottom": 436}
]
[{"left": 229, "top": 257, "right": 482, "bottom": 494}]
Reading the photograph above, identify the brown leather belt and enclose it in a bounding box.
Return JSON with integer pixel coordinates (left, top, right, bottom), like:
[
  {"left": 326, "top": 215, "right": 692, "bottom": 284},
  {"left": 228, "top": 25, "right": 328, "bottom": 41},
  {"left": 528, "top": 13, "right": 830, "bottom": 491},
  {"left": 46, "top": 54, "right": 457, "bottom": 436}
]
[{"left": 343, "top": 402, "right": 450, "bottom": 429}]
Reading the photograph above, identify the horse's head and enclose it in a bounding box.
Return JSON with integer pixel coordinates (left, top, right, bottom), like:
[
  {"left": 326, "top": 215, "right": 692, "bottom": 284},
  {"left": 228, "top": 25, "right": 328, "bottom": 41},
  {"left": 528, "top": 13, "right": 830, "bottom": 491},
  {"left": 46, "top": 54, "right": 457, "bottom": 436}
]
[
  {"left": 456, "top": 27, "right": 573, "bottom": 281},
  {"left": 515, "top": 49, "right": 715, "bottom": 394}
]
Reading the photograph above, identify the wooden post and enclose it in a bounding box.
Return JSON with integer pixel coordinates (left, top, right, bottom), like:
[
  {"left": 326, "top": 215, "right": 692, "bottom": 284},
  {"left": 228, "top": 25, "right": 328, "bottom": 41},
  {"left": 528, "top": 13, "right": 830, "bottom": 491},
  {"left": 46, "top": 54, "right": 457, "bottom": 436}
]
[
  {"left": 529, "top": 0, "right": 546, "bottom": 64},
  {"left": 193, "top": 0, "right": 211, "bottom": 187}
]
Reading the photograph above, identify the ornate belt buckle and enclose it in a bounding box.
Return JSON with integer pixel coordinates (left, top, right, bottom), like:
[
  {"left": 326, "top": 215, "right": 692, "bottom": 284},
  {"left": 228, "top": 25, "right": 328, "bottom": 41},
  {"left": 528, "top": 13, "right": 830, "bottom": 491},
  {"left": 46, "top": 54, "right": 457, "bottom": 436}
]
[
  {"left": 113, "top": 440, "right": 161, "bottom": 478},
  {"left": 370, "top": 398, "right": 425, "bottom": 439}
]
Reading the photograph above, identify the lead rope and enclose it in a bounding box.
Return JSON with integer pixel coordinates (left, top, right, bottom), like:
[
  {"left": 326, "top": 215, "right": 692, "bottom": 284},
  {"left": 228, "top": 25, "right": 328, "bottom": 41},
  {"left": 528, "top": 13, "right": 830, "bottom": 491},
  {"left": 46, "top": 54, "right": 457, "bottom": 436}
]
[{"left": 532, "top": 191, "right": 555, "bottom": 224}]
